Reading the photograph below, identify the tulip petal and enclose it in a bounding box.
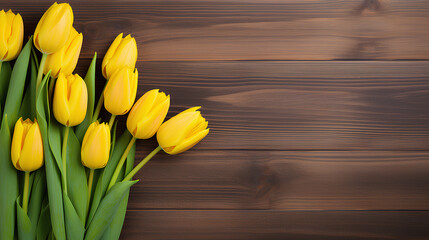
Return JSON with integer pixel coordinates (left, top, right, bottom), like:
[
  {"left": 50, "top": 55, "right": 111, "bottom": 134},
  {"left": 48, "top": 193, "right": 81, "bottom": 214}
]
[
  {"left": 94, "top": 125, "right": 110, "bottom": 168},
  {"left": 53, "top": 74, "right": 71, "bottom": 125},
  {"left": 169, "top": 128, "right": 209, "bottom": 155},
  {"left": 6, "top": 13, "right": 23, "bottom": 61},
  {"left": 11, "top": 118, "right": 24, "bottom": 170},
  {"left": 44, "top": 28, "right": 82, "bottom": 78},
  {"left": 81, "top": 122, "right": 111, "bottom": 169},
  {"left": 0, "top": 10, "right": 9, "bottom": 59},
  {"left": 112, "top": 35, "right": 137, "bottom": 70},
  {"left": 102, "top": 33, "right": 137, "bottom": 79},
  {"left": 134, "top": 96, "right": 170, "bottom": 139},
  {"left": 136, "top": 89, "right": 159, "bottom": 115},
  {"left": 34, "top": 3, "right": 73, "bottom": 54},
  {"left": 127, "top": 89, "right": 154, "bottom": 125},
  {"left": 83, "top": 125, "right": 107, "bottom": 169},
  {"left": 126, "top": 89, "right": 161, "bottom": 137},
  {"left": 188, "top": 118, "right": 208, "bottom": 137},
  {"left": 102, "top": 33, "right": 123, "bottom": 79},
  {"left": 181, "top": 106, "right": 201, "bottom": 115},
  {"left": 157, "top": 111, "right": 200, "bottom": 149},
  {"left": 74, "top": 53, "right": 97, "bottom": 142},
  {"left": 104, "top": 68, "right": 135, "bottom": 115},
  {"left": 0, "top": 10, "right": 23, "bottom": 61},
  {"left": 11, "top": 119, "right": 44, "bottom": 172},
  {"left": 67, "top": 75, "right": 87, "bottom": 126},
  {"left": 19, "top": 123, "right": 44, "bottom": 171},
  {"left": 33, "top": 3, "right": 54, "bottom": 52},
  {"left": 62, "top": 31, "right": 82, "bottom": 76}
]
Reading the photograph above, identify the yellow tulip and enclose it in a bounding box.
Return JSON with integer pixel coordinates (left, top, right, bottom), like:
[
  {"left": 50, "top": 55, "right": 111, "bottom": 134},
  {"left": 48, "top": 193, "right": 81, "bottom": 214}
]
[
  {"left": 34, "top": 2, "right": 73, "bottom": 54},
  {"left": 43, "top": 27, "right": 83, "bottom": 78},
  {"left": 157, "top": 107, "right": 209, "bottom": 155},
  {"left": 0, "top": 9, "right": 24, "bottom": 61},
  {"left": 81, "top": 121, "right": 110, "bottom": 169},
  {"left": 127, "top": 89, "right": 170, "bottom": 139},
  {"left": 53, "top": 73, "right": 88, "bottom": 127},
  {"left": 11, "top": 118, "right": 44, "bottom": 172},
  {"left": 102, "top": 33, "right": 137, "bottom": 79},
  {"left": 104, "top": 67, "right": 138, "bottom": 115}
]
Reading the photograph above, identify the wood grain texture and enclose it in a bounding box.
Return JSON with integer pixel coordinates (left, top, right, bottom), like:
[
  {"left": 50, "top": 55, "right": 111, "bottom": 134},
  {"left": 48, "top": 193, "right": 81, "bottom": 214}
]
[
  {"left": 76, "top": 60, "right": 429, "bottom": 151},
  {"left": 121, "top": 210, "right": 429, "bottom": 240},
  {"left": 127, "top": 150, "right": 429, "bottom": 211},
  {"left": 9, "top": 0, "right": 429, "bottom": 239},
  {"left": 3, "top": 0, "right": 429, "bottom": 60}
]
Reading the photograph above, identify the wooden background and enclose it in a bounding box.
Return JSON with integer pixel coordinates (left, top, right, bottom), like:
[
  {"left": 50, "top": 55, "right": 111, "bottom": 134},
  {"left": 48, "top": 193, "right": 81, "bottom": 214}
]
[{"left": 6, "top": 0, "right": 429, "bottom": 239}]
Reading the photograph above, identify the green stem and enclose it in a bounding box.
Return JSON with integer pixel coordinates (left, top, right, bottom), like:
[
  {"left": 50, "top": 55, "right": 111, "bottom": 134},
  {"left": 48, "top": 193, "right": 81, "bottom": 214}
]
[
  {"left": 107, "top": 137, "right": 136, "bottom": 191},
  {"left": 92, "top": 88, "right": 105, "bottom": 122},
  {"left": 48, "top": 76, "right": 56, "bottom": 100},
  {"left": 22, "top": 171, "right": 30, "bottom": 213},
  {"left": 123, "top": 146, "right": 162, "bottom": 182},
  {"left": 108, "top": 114, "right": 116, "bottom": 130},
  {"left": 86, "top": 168, "right": 94, "bottom": 218},
  {"left": 0, "top": 61, "right": 3, "bottom": 74},
  {"left": 36, "top": 53, "right": 47, "bottom": 92},
  {"left": 62, "top": 127, "right": 70, "bottom": 193}
]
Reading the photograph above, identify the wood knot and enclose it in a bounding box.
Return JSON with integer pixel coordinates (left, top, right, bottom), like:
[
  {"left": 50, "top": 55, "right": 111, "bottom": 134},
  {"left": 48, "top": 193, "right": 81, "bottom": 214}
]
[
  {"left": 354, "top": 0, "right": 384, "bottom": 15},
  {"left": 251, "top": 163, "right": 276, "bottom": 201}
]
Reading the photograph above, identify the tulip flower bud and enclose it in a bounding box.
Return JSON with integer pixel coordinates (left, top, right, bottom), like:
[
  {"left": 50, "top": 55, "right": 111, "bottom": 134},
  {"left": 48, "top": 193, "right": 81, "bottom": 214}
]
[
  {"left": 127, "top": 89, "right": 170, "bottom": 139},
  {"left": 11, "top": 118, "right": 44, "bottom": 172},
  {"left": 102, "top": 33, "right": 137, "bottom": 79},
  {"left": 81, "top": 121, "right": 111, "bottom": 169},
  {"left": 34, "top": 2, "right": 74, "bottom": 54},
  {"left": 157, "top": 107, "right": 209, "bottom": 155},
  {"left": 104, "top": 67, "right": 138, "bottom": 115},
  {"left": 0, "top": 9, "right": 24, "bottom": 62},
  {"left": 53, "top": 73, "right": 88, "bottom": 127},
  {"left": 44, "top": 27, "right": 83, "bottom": 78}
]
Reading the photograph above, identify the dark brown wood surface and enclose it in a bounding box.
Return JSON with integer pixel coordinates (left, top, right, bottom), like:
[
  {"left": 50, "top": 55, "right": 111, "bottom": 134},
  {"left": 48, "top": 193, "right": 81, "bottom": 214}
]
[{"left": 5, "top": 0, "right": 429, "bottom": 239}]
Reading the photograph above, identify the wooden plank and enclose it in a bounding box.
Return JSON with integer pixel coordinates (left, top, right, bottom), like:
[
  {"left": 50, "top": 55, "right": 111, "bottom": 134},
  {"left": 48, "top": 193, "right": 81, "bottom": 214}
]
[
  {"left": 76, "top": 60, "right": 429, "bottom": 150},
  {"left": 127, "top": 150, "right": 429, "bottom": 210},
  {"left": 4, "top": 0, "right": 429, "bottom": 60},
  {"left": 121, "top": 210, "right": 429, "bottom": 239}
]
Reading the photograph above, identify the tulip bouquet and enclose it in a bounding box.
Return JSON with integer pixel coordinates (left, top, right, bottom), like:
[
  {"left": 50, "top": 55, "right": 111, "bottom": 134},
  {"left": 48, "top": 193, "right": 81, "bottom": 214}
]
[{"left": 0, "top": 2, "right": 209, "bottom": 240}]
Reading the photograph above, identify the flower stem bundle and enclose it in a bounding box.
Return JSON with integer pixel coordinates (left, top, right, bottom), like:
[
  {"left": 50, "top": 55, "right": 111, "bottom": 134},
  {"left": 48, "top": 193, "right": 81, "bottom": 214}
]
[{"left": 0, "top": 3, "right": 209, "bottom": 240}]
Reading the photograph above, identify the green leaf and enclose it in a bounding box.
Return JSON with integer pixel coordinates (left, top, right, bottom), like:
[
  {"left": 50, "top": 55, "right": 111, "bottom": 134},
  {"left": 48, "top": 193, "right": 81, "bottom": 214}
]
[
  {"left": 87, "top": 170, "right": 105, "bottom": 228},
  {"left": 48, "top": 231, "right": 55, "bottom": 240},
  {"left": 30, "top": 51, "right": 38, "bottom": 119},
  {"left": 87, "top": 131, "right": 133, "bottom": 225},
  {"left": 66, "top": 129, "right": 88, "bottom": 223},
  {"left": 0, "top": 61, "right": 12, "bottom": 113},
  {"left": 110, "top": 121, "right": 118, "bottom": 155},
  {"left": 0, "top": 40, "right": 33, "bottom": 240},
  {"left": 3, "top": 37, "right": 32, "bottom": 129},
  {"left": 18, "top": 50, "right": 38, "bottom": 120},
  {"left": 101, "top": 142, "right": 135, "bottom": 240},
  {"left": 63, "top": 193, "right": 85, "bottom": 240},
  {"left": 0, "top": 114, "right": 18, "bottom": 240},
  {"left": 75, "top": 53, "right": 97, "bottom": 141},
  {"left": 37, "top": 199, "right": 51, "bottom": 240},
  {"left": 44, "top": 133, "right": 66, "bottom": 240},
  {"left": 31, "top": 43, "right": 39, "bottom": 68},
  {"left": 85, "top": 180, "right": 138, "bottom": 240},
  {"left": 16, "top": 196, "right": 34, "bottom": 240},
  {"left": 37, "top": 72, "right": 66, "bottom": 240},
  {"left": 48, "top": 118, "right": 63, "bottom": 174},
  {"left": 126, "top": 141, "right": 136, "bottom": 175},
  {"left": 19, "top": 86, "right": 32, "bottom": 120},
  {"left": 90, "top": 168, "right": 102, "bottom": 204},
  {"left": 100, "top": 191, "right": 129, "bottom": 240},
  {"left": 28, "top": 169, "right": 47, "bottom": 231}
]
